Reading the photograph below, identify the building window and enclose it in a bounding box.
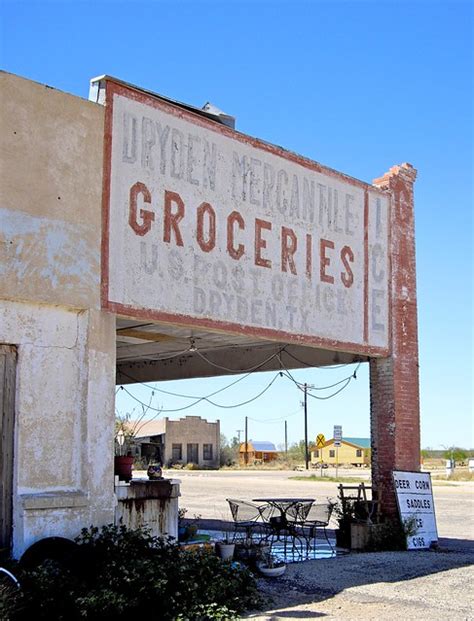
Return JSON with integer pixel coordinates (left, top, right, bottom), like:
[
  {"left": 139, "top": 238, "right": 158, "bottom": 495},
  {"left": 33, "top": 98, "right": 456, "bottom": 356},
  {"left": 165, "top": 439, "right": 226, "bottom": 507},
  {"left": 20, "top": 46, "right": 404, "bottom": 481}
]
[
  {"left": 356, "top": 449, "right": 362, "bottom": 457},
  {"left": 187, "top": 443, "right": 199, "bottom": 463},
  {"left": 203, "top": 443, "right": 213, "bottom": 460},
  {"left": 172, "top": 443, "right": 182, "bottom": 461},
  {"left": 314, "top": 449, "right": 319, "bottom": 458},
  {"left": 329, "top": 449, "right": 335, "bottom": 458}
]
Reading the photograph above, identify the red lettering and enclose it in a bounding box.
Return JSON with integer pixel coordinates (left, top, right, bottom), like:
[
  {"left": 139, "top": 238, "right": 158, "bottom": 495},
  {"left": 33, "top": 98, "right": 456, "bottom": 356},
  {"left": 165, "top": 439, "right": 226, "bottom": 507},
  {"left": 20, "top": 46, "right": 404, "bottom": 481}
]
[
  {"left": 281, "top": 226, "right": 297, "bottom": 275},
  {"left": 320, "top": 239, "right": 334, "bottom": 284},
  {"left": 340, "top": 245, "right": 354, "bottom": 288},
  {"left": 128, "top": 182, "right": 154, "bottom": 236},
  {"left": 163, "top": 190, "right": 184, "bottom": 247},
  {"left": 306, "top": 233, "right": 312, "bottom": 279},
  {"left": 227, "top": 210, "right": 245, "bottom": 260},
  {"left": 255, "top": 218, "right": 272, "bottom": 268},
  {"left": 196, "top": 202, "right": 216, "bottom": 253}
]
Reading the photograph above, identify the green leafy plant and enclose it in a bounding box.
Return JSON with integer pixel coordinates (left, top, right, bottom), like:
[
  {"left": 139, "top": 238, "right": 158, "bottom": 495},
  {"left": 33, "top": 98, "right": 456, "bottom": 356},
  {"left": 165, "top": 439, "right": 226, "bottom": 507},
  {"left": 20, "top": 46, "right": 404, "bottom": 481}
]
[{"left": 7, "top": 523, "right": 263, "bottom": 620}]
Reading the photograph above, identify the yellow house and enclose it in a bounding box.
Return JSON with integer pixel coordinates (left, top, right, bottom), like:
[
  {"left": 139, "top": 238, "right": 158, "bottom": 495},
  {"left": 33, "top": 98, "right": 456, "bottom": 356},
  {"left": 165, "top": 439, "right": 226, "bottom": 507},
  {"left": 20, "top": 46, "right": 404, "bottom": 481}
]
[{"left": 311, "top": 437, "right": 371, "bottom": 467}]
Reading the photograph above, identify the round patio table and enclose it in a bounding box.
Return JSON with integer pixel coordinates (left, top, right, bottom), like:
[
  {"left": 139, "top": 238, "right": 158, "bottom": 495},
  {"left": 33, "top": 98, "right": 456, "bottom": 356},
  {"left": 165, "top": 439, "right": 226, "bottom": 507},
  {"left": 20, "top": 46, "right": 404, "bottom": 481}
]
[{"left": 253, "top": 498, "right": 315, "bottom": 560}]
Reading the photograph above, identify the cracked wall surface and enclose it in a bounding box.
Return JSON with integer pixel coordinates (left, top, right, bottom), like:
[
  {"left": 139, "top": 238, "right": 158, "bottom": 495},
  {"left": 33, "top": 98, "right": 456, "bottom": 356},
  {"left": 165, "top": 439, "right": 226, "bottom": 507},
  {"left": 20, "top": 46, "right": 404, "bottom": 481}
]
[{"left": 0, "top": 72, "right": 116, "bottom": 556}]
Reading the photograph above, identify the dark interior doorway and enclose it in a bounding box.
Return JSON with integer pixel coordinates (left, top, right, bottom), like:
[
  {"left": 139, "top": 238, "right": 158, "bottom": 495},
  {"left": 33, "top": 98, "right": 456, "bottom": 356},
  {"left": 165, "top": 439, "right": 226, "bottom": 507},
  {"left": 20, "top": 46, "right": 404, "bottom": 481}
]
[{"left": 0, "top": 345, "right": 16, "bottom": 556}]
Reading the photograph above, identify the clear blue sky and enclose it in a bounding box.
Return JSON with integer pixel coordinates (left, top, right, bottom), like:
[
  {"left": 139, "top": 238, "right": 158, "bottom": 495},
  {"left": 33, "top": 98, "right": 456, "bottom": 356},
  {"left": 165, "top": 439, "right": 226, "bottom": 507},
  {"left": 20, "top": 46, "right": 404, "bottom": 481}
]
[{"left": 1, "top": 0, "right": 472, "bottom": 450}]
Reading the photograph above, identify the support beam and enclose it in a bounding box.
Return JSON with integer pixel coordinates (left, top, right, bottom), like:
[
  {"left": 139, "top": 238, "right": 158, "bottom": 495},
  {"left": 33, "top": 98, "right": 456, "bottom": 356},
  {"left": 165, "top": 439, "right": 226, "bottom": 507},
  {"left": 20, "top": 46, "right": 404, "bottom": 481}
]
[{"left": 370, "top": 163, "right": 420, "bottom": 519}]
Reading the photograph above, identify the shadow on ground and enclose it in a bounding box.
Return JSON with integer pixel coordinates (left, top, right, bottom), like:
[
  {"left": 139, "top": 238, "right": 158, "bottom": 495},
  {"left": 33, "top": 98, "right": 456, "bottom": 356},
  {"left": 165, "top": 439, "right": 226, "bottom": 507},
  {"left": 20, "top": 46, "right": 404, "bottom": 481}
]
[
  {"left": 245, "top": 536, "right": 474, "bottom": 619},
  {"left": 193, "top": 521, "right": 474, "bottom": 619}
]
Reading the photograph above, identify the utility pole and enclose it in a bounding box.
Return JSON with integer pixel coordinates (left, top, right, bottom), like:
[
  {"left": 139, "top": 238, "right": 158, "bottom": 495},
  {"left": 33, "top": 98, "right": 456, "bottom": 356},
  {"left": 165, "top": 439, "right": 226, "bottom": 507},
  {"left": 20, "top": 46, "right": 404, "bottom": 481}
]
[
  {"left": 304, "top": 383, "right": 309, "bottom": 470},
  {"left": 236, "top": 429, "right": 243, "bottom": 444},
  {"left": 285, "top": 420, "right": 288, "bottom": 457},
  {"left": 244, "top": 416, "right": 248, "bottom": 466}
]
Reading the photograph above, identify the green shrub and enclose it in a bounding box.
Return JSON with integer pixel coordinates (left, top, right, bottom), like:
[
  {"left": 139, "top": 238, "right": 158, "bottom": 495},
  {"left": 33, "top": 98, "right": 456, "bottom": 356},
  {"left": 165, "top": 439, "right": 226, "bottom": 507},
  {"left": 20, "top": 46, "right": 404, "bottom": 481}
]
[{"left": 7, "top": 523, "right": 262, "bottom": 620}]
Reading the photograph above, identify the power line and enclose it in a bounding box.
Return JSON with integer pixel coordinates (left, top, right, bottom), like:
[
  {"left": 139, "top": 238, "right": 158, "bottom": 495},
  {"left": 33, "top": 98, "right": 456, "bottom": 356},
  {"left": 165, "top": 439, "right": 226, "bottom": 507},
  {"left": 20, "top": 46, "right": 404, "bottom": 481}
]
[
  {"left": 119, "top": 371, "right": 282, "bottom": 413},
  {"left": 282, "top": 348, "right": 355, "bottom": 370}
]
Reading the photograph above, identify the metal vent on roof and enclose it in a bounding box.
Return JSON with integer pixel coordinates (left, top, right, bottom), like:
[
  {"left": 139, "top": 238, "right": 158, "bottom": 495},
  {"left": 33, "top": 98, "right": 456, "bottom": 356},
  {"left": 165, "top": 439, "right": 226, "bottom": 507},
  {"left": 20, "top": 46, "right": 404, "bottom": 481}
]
[
  {"left": 89, "top": 76, "right": 236, "bottom": 129},
  {"left": 201, "top": 102, "right": 236, "bottom": 129}
]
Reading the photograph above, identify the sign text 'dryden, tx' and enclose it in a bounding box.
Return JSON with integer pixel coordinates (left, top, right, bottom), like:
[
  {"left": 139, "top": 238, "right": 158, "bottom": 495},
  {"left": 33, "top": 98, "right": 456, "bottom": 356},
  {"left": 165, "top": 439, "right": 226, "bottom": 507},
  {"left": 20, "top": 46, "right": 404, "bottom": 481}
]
[{"left": 104, "top": 82, "right": 390, "bottom": 353}]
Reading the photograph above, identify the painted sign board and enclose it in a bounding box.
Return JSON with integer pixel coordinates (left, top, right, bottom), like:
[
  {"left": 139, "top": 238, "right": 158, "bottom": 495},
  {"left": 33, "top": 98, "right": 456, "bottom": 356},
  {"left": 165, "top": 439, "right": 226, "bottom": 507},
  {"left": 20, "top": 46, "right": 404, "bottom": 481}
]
[
  {"left": 392, "top": 470, "right": 438, "bottom": 550},
  {"left": 102, "top": 79, "right": 390, "bottom": 354},
  {"left": 316, "top": 433, "right": 326, "bottom": 448}
]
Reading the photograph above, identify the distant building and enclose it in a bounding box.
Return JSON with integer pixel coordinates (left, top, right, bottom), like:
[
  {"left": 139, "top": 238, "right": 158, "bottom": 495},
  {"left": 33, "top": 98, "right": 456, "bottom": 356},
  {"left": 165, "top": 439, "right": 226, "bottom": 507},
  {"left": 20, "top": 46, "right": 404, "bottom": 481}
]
[
  {"left": 311, "top": 437, "right": 371, "bottom": 467},
  {"left": 133, "top": 416, "right": 220, "bottom": 468},
  {"left": 239, "top": 441, "right": 278, "bottom": 465}
]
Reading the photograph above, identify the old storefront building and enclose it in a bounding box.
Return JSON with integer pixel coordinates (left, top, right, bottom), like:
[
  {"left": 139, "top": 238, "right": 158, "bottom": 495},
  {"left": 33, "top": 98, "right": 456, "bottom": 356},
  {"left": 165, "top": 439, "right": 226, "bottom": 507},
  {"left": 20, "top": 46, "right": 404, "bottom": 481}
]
[{"left": 1, "top": 70, "right": 420, "bottom": 557}]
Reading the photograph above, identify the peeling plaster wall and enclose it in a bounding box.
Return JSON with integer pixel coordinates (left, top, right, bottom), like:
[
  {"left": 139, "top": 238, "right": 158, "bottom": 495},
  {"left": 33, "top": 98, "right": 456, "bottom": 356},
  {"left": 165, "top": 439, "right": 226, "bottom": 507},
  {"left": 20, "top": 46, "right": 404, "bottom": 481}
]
[
  {"left": 0, "top": 72, "right": 116, "bottom": 556},
  {"left": 0, "top": 71, "right": 104, "bottom": 309},
  {"left": 0, "top": 301, "right": 116, "bottom": 556}
]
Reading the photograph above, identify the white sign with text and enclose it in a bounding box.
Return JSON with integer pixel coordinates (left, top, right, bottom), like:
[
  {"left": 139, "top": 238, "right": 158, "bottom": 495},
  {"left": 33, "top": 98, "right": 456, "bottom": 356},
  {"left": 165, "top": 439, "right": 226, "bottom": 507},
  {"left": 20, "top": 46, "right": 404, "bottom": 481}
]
[
  {"left": 104, "top": 82, "right": 390, "bottom": 352},
  {"left": 392, "top": 470, "right": 438, "bottom": 550}
]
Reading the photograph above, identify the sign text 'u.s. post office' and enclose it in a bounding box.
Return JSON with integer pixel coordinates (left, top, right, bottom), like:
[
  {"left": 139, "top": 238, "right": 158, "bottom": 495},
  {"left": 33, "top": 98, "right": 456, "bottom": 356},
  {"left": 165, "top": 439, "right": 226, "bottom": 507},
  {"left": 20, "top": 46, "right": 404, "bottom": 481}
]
[{"left": 102, "top": 81, "right": 390, "bottom": 354}]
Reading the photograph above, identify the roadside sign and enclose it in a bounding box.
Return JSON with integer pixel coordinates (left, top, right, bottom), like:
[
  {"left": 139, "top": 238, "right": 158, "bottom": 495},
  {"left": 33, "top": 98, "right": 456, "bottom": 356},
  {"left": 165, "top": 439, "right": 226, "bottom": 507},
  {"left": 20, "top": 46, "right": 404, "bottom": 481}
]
[
  {"left": 392, "top": 470, "right": 438, "bottom": 550},
  {"left": 316, "top": 434, "right": 326, "bottom": 448},
  {"left": 333, "top": 425, "right": 342, "bottom": 447}
]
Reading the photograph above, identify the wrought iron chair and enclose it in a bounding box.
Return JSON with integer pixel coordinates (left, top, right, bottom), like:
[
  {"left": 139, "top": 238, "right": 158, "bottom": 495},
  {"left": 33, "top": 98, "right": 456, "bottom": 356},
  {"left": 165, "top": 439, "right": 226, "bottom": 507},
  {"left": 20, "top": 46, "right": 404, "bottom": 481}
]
[
  {"left": 299, "top": 502, "right": 335, "bottom": 553},
  {"left": 226, "top": 498, "right": 270, "bottom": 543},
  {"left": 266, "top": 500, "right": 314, "bottom": 560}
]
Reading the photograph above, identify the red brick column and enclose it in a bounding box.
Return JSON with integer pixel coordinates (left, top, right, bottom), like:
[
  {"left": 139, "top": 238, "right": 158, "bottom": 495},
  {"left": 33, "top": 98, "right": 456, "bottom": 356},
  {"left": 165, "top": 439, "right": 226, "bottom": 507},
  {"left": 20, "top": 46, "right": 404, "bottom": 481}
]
[{"left": 370, "top": 163, "right": 420, "bottom": 519}]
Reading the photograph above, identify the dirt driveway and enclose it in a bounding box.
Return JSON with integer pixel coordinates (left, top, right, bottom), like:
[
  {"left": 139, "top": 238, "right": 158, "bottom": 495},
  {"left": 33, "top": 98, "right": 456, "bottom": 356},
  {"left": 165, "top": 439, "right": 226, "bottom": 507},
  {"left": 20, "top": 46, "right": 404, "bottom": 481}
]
[{"left": 162, "top": 469, "right": 474, "bottom": 620}]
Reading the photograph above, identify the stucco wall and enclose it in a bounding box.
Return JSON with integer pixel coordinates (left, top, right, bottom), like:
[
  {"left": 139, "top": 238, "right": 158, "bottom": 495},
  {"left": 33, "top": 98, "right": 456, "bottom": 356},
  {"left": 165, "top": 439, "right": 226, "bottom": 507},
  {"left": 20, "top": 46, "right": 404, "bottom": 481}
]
[
  {"left": 163, "top": 416, "right": 220, "bottom": 467},
  {"left": 0, "top": 71, "right": 104, "bottom": 309},
  {"left": 0, "top": 73, "right": 116, "bottom": 556},
  {"left": 0, "top": 301, "right": 116, "bottom": 556}
]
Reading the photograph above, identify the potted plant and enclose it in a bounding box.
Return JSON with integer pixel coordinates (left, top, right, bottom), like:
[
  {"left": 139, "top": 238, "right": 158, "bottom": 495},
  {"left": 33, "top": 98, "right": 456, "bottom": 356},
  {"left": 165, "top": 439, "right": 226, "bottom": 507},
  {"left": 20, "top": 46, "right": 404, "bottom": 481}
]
[
  {"left": 177, "top": 508, "right": 202, "bottom": 542},
  {"left": 333, "top": 500, "right": 352, "bottom": 548},
  {"left": 114, "top": 402, "right": 163, "bottom": 483},
  {"left": 114, "top": 415, "right": 135, "bottom": 482},
  {"left": 215, "top": 531, "right": 235, "bottom": 560},
  {"left": 257, "top": 551, "right": 286, "bottom": 577}
]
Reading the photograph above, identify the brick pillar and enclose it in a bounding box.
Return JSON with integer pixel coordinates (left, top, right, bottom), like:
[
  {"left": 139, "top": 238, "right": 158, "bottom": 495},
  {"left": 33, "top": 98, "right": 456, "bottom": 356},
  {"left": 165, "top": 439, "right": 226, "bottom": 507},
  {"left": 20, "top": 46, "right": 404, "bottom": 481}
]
[{"left": 370, "top": 163, "right": 420, "bottom": 519}]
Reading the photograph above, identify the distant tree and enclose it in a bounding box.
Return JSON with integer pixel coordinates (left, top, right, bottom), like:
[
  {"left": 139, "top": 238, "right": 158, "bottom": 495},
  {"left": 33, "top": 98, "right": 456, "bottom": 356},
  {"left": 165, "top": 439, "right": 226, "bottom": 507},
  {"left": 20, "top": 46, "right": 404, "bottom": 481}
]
[
  {"left": 219, "top": 433, "right": 239, "bottom": 466},
  {"left": 420, "top": 449, "right": 430, "bottom": 463},
  {"left": 286, "top": 440, "right": 315, "bottom": 461},
  {"left": 442, "top": 446, "right": 468, "bottom": 465}
]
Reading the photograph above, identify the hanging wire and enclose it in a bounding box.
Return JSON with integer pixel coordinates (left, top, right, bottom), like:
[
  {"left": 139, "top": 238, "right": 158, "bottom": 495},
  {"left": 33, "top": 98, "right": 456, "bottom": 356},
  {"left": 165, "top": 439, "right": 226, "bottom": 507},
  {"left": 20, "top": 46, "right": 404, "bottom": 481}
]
[
  {"left": 118, "top": 344, "right": 193, "bottom": 364},
  {"left": 117, "top": 346, "right": 284, "bottom": 398},
  {"left": 282, "top": 348, "right": 355, "bottom": 369},
  {"left": 119, "top": 371, "right": 282, "bottom": 413},
  {"left": 193, "top": 346, "right": 285, "bottom": 373}
]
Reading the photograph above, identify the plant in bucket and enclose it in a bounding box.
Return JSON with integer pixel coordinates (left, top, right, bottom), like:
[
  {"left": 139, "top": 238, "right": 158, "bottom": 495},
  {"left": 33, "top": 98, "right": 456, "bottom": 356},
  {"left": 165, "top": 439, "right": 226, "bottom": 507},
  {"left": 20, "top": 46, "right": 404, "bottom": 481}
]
[
  {"left": 114, "top": 421, "right": 134, "bottom": 483},
  {"left": 257, "top": 551, "right": 286, "bottom": 577},
  {"left": 215, "top": 530, "right": 235, "bottom": 561}
]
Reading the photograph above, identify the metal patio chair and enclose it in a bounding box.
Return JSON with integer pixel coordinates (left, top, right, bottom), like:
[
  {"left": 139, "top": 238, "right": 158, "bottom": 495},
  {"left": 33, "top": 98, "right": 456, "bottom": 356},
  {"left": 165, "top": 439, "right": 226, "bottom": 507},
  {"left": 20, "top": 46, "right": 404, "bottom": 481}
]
[
  {"left": 226, "top": 498, "right": 270, "bottom": 543},
  {"left": 299, "top": 502, "right": 335, "bottom": 553}
]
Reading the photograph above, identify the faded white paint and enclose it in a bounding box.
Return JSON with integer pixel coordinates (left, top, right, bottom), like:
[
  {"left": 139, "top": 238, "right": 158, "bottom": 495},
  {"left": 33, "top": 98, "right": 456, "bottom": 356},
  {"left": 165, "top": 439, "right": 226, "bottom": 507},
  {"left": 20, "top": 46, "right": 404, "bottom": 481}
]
[
  {"left": 0, "top": 300, "right": 116, "bottom": 556},
  {"left": 107, "top": 92, "right": 389, "bottom": 350},
  {"left": 368, "top": 193, "right": 390, "bottom": 347}
]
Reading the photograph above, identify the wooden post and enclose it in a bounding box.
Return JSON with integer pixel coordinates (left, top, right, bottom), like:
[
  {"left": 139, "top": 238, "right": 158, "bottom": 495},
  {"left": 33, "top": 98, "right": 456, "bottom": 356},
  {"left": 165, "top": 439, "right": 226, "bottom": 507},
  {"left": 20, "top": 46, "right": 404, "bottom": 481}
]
[{"left": 244, "top": 416, "right": 248, "bottom": 466}]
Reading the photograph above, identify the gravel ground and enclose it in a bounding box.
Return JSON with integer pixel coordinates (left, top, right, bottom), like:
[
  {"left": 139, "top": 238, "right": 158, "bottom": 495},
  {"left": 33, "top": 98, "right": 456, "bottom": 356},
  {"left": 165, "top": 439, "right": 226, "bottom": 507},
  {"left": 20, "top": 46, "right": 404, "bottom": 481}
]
[
  {"left": 159, "top": 469, "right": 474, "bottom": 620},
  {"left": 245, "top": 545, "right": 474, "bottom": 620}
]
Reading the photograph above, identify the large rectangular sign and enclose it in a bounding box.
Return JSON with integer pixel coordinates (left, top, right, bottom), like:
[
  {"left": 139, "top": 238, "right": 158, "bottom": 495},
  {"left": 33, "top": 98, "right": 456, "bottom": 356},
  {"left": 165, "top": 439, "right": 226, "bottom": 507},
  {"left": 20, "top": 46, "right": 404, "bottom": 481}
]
[
  {"left": 393, "top": 470, "right": 438, "bottom": 550},
  {"left": 102, "top": 80, "right": 390, "bottom": 354}
]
